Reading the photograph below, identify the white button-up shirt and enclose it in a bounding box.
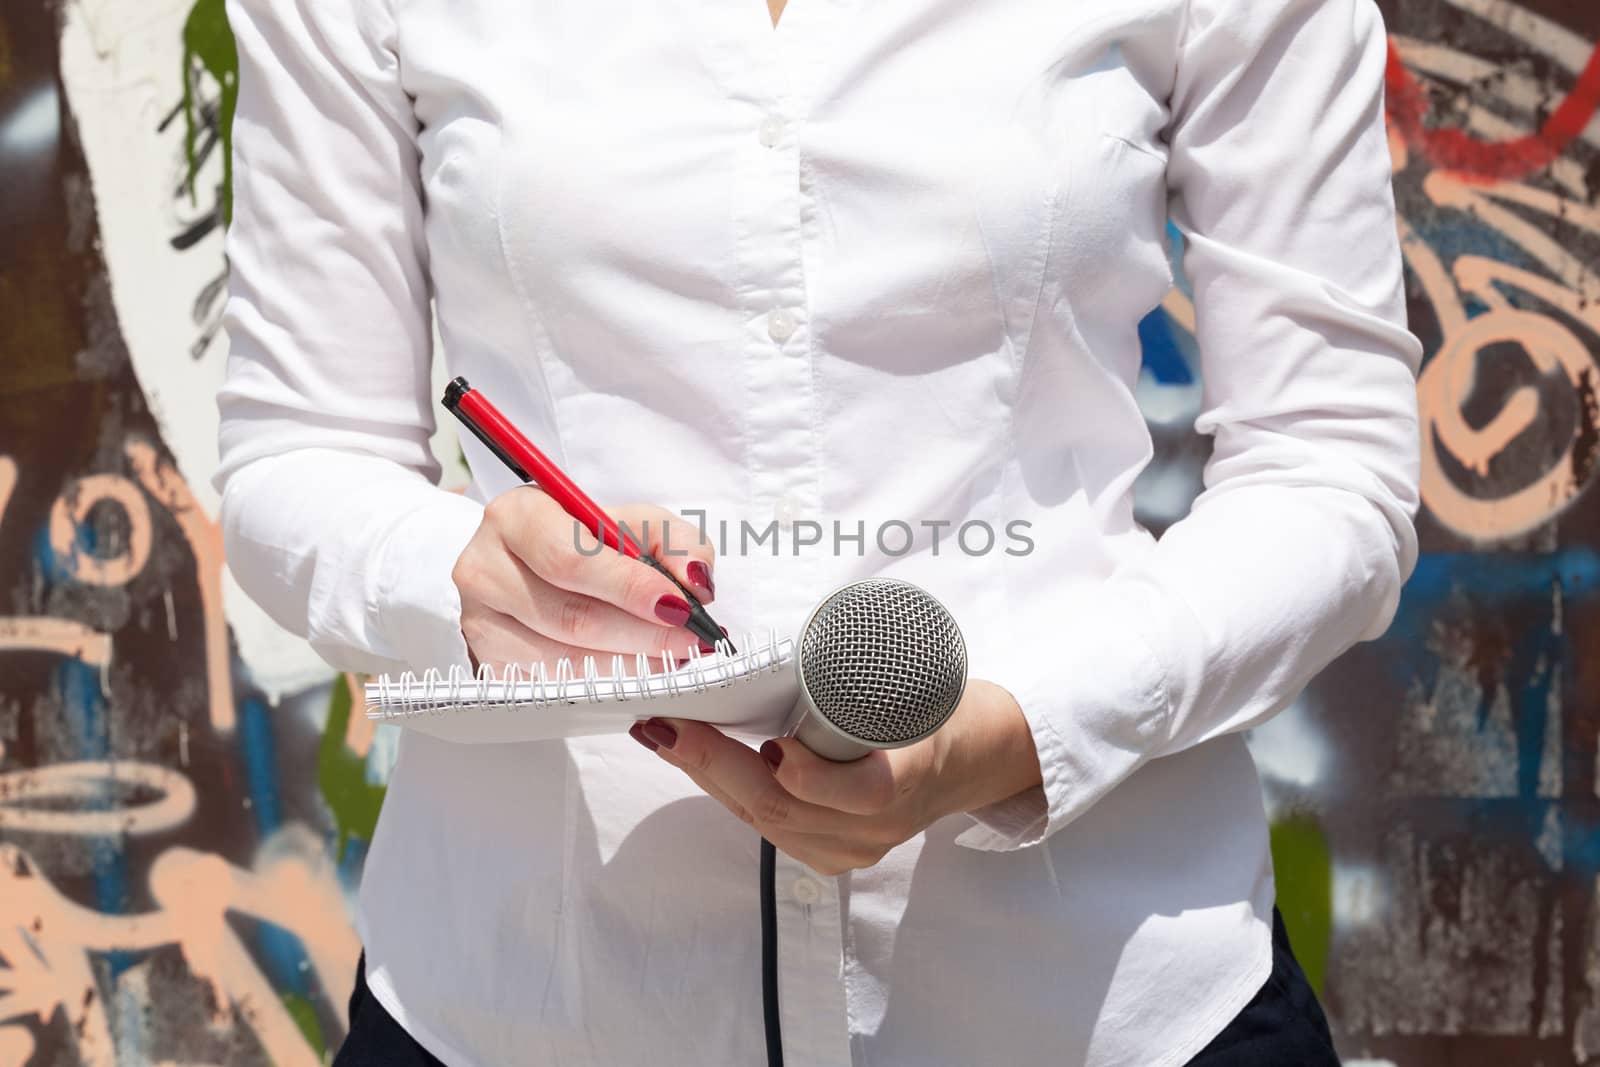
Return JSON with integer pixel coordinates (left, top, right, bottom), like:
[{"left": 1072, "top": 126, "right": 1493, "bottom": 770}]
[{"left": 214, "top": 0, "right": 1421, "bottom": 1063}]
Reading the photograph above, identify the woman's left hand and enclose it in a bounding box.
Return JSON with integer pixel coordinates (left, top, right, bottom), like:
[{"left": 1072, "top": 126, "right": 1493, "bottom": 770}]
[{"left": 629, "top": 679, "right": 1043, "bottom": 875}]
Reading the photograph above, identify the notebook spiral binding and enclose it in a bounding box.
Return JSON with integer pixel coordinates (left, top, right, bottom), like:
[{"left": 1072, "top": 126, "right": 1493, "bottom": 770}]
[{"left": 365, "top": 629, "right": 789, "bottom": 719}]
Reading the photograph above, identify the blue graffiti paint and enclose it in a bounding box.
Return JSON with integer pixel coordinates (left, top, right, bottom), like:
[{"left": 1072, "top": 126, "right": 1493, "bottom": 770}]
[
  {"left": 1374, "top": 548, "right": 1600, "bottom": 873},
  {"left": 1403, "top": 212, "right": 1545, "bottom": 284},
  {"left": 237, "top": 696, "right": 282, "bottom": 832},
  {"left": 236, "top": 695, "right": 312, "bottom": 1000},
  {"left": 1382, "top": 549, "right": 1597, "bottom": 695},
  {"left": 1140, "top": 222, "right": 1198, "bottom": 385},
  {"left": 1400, "top": 209, "right": 1582, "bottom": 327},
  {"left": 54, "top": 659, "right": 132, "bottom": 918},
  {"left": 33, "top": 516, "right": 136, "bottom": 977},
  {"left": 1165, "top": 221, "right": 1191, "bottom": 297},
  {"left": 1137, "top": 309, "right": 1194, "bottom": 385},
  {"left": 1400, "top": 549, "right": 1600, "bottom": 611}
]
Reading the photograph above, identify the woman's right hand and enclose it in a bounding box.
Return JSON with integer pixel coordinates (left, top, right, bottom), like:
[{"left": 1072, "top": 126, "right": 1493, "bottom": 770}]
[{"left": 451, "top": 487, "right": 718, "bottom": 672}]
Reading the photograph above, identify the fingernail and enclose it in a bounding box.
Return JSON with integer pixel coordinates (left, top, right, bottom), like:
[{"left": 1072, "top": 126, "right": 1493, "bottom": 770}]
[
  {"left": 687, "top": 560, "right": 715, "bottom": 598},
  {"left": 629, "top": 721, "right": 658, "bottom": 752},
  {"left": 641, "top": 718, "right": 678, "bottom": 750},
  {"left": 654, "top": 594, "right": 692, "bottom": 627},
  {"left": 760, "top": 741, "right": 784, "bottom": 772},
  {"left": 699, "top": 642, "right": 717, "bottom": 655}
]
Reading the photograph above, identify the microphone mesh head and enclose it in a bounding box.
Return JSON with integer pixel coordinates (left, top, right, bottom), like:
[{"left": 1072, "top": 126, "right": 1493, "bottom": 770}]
[{"left": 797, "top": 578, "right": 968, "bottom": 746}]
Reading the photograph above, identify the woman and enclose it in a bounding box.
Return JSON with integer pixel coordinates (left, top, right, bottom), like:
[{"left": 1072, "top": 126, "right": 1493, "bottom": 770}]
[{"left": 215, "top": 0, "right": 1420, "bottom": 1062}]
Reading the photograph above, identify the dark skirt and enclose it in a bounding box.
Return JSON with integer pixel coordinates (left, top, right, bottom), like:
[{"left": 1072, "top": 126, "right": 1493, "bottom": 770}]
[{"left": 1184, "top": 908, "right": 1341, "bottom": 1066}]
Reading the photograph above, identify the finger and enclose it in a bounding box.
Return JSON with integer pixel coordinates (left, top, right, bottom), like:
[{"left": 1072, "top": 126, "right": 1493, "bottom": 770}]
[
  {"left": 679, "top": 771, "right": 876, "bottom": 877},
  {"left": 458, "top": 532, "right": 711, "bottom": 656},
  {"left": 633, "top": 725, "right": 894, "bottom": 874},
  {"left": 459, "top": 603, "right": 544, "bottom": 669},
  {"left": 464, "top": 605, "right": 689, "bottom": 676},
  {"left": 768, "top": 834, "right": 889, "bottom": 878},
  {"left": 647, "top": 719, "right": 855, "bottom": 836},
  {"left": 488, "top": 489, "right": 711, "bottom": 639},
  {"left": 515, "top": 568, "right": 711, "bottom": 657},
  {"left": 760, "top": 739, "right": 899, "bottom": 817},
  {"left": 612, "top": 505, "right": 717, "bottom": 603}
]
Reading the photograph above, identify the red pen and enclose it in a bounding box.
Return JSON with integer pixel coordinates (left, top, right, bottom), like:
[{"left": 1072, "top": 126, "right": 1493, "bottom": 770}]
[{"left": 442, "top": 376, "right": 732, "bottom": 653}]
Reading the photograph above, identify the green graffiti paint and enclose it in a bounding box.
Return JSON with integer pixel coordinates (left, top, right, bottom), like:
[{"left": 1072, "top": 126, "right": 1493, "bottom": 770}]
[
  {"left": 281, "top": 991, "right": 327, "bottom": 1059},
  {"left": 181, "top": 0, "right": 238, "bottom": 226},
  {"left": 318, "top": 676, "right": 387, "bottom": 862},
  {"left": 1269, "top": 811, "right": 1332, "bottom": 998}
]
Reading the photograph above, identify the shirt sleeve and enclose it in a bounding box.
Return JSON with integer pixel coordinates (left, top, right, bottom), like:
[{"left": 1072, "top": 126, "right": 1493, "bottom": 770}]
[
  {"left": 956, "top": 0, "right": 1422, "bottom": 850},
  {"left": 214, "top": 0, "right": 482, "bottom": 678}
]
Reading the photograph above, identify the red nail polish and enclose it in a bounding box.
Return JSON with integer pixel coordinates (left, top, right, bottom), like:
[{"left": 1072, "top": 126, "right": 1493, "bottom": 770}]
[
  {"left": 641, "top": 718, "right": 678, "bottom": 750},
  {"left": 760, "top": 741, "right": 783, "bottom": 772},
  {"left": 699, "top": 642, "right": 717, "bottom": 655},
  {"left": 654, "top": 594, "right": 692, "bottom": 627},
  {"left": 629, "top": 721, "right": 659, "bottom": 752},
  {"left": 687, "top": 560, "right": 715, "bottom": 597}
]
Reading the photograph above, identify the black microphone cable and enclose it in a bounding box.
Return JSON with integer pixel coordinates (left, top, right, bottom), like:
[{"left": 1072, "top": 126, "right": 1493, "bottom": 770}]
[{"left": 760, "top": 837, "right": 784, "bottom": 1067}]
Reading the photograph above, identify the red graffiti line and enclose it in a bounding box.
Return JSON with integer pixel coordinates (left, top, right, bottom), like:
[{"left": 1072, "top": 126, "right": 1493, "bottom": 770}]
[{"left": 1385, "top": 37, "right": 1600, "bottom": 183}]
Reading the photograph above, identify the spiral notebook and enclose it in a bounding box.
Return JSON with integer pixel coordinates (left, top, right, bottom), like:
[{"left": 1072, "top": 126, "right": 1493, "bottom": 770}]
[{"left": 364, "top": 631, "right": 801, "bottom": 745}]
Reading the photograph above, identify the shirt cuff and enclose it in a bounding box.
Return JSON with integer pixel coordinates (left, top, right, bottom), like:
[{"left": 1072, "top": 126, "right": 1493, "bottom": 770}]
[
  {"left": 955, "top": 584, "right": 1171, "bottom": 852},
  {"left": 367, "top": 489, "right": 485, "bottom": 676}
]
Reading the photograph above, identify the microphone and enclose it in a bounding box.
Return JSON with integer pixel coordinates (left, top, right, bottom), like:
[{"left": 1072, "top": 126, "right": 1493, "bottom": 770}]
[
  {"left": 764, "top": 577, "right": 968, "bottom": 1063},
  {"left": 788, "top": 578, "right": 969, "bottom": 761}
]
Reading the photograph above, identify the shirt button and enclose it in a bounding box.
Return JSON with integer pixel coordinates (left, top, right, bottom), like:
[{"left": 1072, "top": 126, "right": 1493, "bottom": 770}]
[
  {"left": 791, "top": 876, "right": 822, "bottom": 905},
  {"left": 773, "top": 495, "right": 803, "bottom": 530},
  {"left": 767, "top": 308, "right": 798, "bottom": 343},
  {"left": 758, "top": 115, "right": 785, "bottom": 148}
]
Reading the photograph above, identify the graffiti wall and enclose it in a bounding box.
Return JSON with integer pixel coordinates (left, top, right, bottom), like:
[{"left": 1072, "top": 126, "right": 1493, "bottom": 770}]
[
  {"left": 0, "top": 0, "right": 458, "bottom": 1061},
  {"left": 0, "top": 0, "right": 1596, "bottom": 1063}
]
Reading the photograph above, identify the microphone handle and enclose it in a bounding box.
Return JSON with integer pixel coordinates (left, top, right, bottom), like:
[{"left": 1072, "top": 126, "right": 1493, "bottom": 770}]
[{"left": 793, "top": 713, "right": 872, "bottom": 762}]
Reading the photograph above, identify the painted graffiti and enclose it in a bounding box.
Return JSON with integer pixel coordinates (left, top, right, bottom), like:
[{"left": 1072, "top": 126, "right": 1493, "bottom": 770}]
[
  {"left": 1135, "top": 1, "right": 1600, "bottom": 1063},
  {"left": 1387, "top": 0, "right": 1600, "bottom": 543},
  {"left": 0, "top": 442, "right": 374, "bottom": 1063},
  {"left": 1401, "top": 161, "right": 1600, "bottom": 540},
  {"left": 0, "top": 0, "right": 395, "bottom": 1059},
  {"left": 0, "top": 443, "right": 230, "bottom": 728},
  {"left": 0, "top": 826, "right": 355, "bottom": 1067}
]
